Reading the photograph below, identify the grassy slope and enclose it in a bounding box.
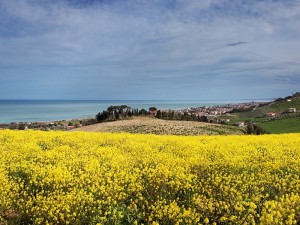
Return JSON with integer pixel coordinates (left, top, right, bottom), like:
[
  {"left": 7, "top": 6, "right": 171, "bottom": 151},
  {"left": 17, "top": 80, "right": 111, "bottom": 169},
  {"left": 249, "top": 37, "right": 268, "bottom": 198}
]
[
  {"left": 258, "top": 117, "right": 300, "bottom": 134},
  {"left": 260, "top": 98, "right": 300, "bottom": 114}
]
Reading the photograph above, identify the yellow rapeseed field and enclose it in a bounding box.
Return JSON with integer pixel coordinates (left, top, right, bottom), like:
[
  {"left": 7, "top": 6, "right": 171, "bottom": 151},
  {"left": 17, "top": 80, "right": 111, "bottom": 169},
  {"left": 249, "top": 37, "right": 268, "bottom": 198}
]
[{"left": 0, "top": 130, "right": 300, "bottom": 224}]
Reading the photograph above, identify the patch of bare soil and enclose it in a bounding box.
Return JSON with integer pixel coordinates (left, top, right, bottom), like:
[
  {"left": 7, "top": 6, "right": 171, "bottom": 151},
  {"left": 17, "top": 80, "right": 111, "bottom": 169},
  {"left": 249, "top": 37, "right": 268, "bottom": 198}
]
[
  {"left": 73, "top": 116, "right": 243, "bottom": 135},
  {"left": 0, "top": 209, "right": 19, "bottom": 225}
]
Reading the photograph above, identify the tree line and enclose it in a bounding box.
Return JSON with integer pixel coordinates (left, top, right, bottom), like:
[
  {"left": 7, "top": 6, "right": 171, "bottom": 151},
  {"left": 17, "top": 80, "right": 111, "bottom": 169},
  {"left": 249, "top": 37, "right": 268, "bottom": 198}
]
[
  {"left": 96, "top": 106, "right": 210, "bottom": 123},
  {"left": 96, "top": 105, "right": 150, "bottom": 122},
  {"left": 155, "top": 110, "right": 209, "bottom": 122}
]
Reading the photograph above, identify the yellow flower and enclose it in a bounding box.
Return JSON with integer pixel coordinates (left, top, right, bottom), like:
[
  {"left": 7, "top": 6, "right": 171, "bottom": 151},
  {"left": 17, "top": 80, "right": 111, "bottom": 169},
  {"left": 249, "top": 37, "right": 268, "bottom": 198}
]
[{"left": 0, "top": 130, "right": 300, "bottom": 224}]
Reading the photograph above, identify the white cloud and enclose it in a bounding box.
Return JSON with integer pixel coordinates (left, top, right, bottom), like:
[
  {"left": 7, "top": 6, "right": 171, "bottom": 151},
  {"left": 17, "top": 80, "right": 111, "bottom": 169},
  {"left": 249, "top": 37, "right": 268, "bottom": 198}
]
[{"left": 0, "top": 0, "right": 300, "bottom": 99}]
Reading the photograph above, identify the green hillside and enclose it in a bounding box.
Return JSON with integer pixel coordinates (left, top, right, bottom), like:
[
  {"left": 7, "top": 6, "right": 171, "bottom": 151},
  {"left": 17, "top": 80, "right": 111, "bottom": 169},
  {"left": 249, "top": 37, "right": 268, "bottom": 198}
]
[
  {"left": 258, "top": 98, "right": 300, "bottom": 114},
  {"left": 233, "top": 93, "right": 300, "bottom": 134},
  {"left": 258, "top": 117, "right": 300, "bottom": 134}
]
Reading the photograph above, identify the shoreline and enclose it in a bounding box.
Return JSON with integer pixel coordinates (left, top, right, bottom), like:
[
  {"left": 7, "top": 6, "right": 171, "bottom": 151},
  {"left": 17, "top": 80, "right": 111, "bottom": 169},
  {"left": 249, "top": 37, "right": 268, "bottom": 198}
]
[
  {"left": 0, "top": 116, "right": 96, "bottom": 131},
  {"left": 0, "top": 99, "right": 270, "bottom": 124},
  {"left": 0, "top": 100, "right": 269, "bottom": 131}
]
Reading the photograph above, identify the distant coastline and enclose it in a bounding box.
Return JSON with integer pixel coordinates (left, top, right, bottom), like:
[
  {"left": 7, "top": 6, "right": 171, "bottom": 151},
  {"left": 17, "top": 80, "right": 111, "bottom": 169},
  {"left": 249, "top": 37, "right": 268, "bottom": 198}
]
[
  {"left": 0, "top": 99, "right": 270, "bottom": 124},
  {"left": 1, "top": 93, "right": 299, "bottom": 134}
]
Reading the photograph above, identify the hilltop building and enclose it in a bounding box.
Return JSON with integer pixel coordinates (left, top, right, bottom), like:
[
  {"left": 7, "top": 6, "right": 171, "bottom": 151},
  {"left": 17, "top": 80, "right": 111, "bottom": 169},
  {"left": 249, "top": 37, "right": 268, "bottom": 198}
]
[
  {"left": 287, "top": 108, "right": 297, "bottom": 113},
  {"left": 266, "top": 112, "right": 276, "bottom": 117}
]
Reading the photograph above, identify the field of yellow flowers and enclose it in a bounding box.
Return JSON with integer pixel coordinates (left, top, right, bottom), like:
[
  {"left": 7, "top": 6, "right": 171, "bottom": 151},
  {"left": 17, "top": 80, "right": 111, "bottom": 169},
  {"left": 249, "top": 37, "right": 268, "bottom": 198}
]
[{"left": 0, "top": 130, "right": 300, "bottom": 224}]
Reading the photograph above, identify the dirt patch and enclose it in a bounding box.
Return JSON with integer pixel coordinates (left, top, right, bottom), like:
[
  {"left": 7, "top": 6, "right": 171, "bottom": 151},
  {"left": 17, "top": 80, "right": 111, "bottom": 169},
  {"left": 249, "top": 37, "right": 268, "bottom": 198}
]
[
  {"left": 73, "top": 116, "right": 243, "bottom": 135},
  {"left": 0, "top": 209, "right": 19, "bottom": 224}
]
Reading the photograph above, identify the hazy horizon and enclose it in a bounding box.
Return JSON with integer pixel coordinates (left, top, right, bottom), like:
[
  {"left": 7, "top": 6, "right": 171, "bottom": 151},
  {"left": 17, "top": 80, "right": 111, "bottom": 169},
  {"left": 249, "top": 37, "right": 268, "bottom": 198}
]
[{"left": 0, "top": 98, "right": 274, "bottom": 102}]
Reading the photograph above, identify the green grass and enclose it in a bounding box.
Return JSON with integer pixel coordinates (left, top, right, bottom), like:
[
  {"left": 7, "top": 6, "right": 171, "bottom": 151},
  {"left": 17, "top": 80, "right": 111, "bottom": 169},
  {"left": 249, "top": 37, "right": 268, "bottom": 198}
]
[
  {"left": 266, "top": 98, "right": 300, "bottom": 112},
  {"left": 258, "top": 117, "right": 300, "bottom": 134}
]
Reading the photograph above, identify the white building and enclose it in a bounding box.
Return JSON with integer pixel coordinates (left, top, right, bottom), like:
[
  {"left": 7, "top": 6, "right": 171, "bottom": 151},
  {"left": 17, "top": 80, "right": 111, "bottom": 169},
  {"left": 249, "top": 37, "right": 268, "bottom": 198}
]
[{"left": 288, "top": 108, "right": 297, "bottom": 113}]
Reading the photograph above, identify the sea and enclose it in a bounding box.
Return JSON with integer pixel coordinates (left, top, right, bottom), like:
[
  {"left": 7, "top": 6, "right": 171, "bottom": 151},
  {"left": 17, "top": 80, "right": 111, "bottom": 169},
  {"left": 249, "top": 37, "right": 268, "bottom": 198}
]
[{"left": 0, "top": 99, "right": 270, "bottom": 123}]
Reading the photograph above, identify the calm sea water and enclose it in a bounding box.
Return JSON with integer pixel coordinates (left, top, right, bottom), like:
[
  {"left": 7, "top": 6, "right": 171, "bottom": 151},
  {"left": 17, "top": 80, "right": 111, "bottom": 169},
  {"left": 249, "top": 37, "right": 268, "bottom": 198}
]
[{"left": 0, "top": 99, "right": 266, "bottom": 123}]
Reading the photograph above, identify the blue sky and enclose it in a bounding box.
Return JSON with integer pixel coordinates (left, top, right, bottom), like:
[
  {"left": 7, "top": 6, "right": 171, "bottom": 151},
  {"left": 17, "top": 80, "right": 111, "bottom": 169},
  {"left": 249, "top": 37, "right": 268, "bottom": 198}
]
[{"left": 0, "top": 0, "right": 300, "bottom": 100}]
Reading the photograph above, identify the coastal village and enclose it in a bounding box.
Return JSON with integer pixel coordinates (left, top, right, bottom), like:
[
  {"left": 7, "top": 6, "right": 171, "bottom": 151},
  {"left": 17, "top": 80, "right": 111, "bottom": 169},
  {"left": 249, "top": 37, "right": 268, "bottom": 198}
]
[
  {"left": 155, "top": 102, "right": 262, "bottom": 123},
  {"left": 152, "top": 93, "right": 299, "bottom": 128}
]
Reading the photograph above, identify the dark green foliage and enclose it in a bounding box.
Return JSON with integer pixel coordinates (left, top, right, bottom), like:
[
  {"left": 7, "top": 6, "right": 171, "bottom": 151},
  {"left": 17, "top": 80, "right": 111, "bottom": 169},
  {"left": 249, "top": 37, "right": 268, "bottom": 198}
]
[
  {"left": 96, "top": 110, "right": 109, "bottom": 122},
  {"left": 155, "top": 110, "right": 210, "bottom": 123},
  {"left": 198, "top": 115, "right": 208, "bottom": 122},
  {"left": 149, "top": 107, "right": 157, "bottom": 112},
  {"left": 96, "top": 105, "right": 134, "bottom": 123},
  {"left": 156, "top": 110, "right": 162, "bottom": 119},
  {"left": 246, "top": 123, "right": 269, "bottom": 135},
  {"left": 138, "top": 109, "right": 148, "bottom": 115}
]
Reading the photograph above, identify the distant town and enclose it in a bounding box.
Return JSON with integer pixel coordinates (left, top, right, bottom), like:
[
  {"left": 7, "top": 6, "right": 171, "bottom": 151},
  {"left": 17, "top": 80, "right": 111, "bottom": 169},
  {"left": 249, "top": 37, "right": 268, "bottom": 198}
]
[
  {"left": 169, "top": 94, "right": 298, "bottom": 123},
  {"left": 154, "top": 102, "right": 262, "bottom": 121}
]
